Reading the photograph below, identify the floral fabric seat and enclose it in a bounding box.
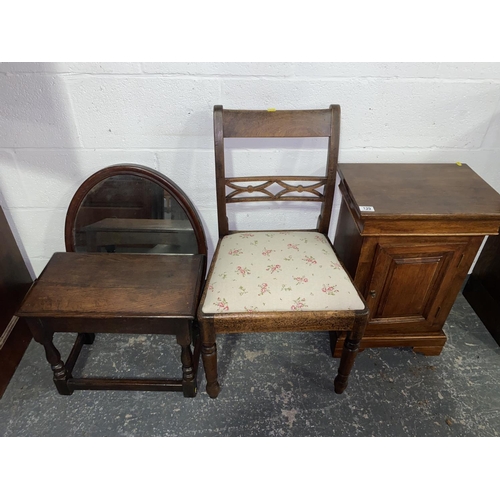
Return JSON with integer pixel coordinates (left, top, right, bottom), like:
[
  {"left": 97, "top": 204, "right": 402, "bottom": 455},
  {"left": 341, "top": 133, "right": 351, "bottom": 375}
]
[{"left": 202, "top": 231, "right": 364, "bottom": 314}]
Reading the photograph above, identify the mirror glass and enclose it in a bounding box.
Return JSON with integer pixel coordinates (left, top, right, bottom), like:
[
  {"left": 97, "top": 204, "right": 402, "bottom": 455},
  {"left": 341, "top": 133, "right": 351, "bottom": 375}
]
[{"left": 72, "top": 174, "right": 198, "bottom": 254}]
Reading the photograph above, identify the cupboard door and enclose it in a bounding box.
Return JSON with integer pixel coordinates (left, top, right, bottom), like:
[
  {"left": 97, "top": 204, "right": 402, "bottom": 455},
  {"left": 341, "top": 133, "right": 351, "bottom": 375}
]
[{"left": 365, "top": 241, "right": 469, "bottom": 331}]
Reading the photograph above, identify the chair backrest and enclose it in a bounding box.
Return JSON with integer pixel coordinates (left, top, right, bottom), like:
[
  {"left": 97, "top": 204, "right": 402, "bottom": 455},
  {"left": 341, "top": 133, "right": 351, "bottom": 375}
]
[{"left": 213, "top": 105, "right": 341, "bottom": 238}]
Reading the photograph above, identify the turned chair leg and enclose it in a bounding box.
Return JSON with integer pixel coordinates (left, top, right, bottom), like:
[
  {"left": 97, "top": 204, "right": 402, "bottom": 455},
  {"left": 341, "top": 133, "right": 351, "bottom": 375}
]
[
  {"left": 199, "top": 321, "right": 220, "bottom": 398},
  {"left": 334, "top": 313, "right": 368, "bottom": 394},
  {"left": 26, "top": 318, "right": 73, "bottom": 395},
  {"left": 176, "top": 323, "right": 197, "bottom": 398}
]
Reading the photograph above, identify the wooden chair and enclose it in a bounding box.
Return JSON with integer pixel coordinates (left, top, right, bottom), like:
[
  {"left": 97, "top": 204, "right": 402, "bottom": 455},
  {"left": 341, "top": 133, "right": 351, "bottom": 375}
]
[{"left": 197, "top": 105, "right": 369, "bottom": 398}]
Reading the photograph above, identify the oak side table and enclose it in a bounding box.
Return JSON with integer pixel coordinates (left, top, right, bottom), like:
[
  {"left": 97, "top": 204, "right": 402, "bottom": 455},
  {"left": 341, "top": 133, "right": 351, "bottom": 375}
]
[
  {"left": 332, "top": 163, "right": 500, "bottom": 356},
  {"left": 17, "top": 252, "right": 204, "bottom": 397}
]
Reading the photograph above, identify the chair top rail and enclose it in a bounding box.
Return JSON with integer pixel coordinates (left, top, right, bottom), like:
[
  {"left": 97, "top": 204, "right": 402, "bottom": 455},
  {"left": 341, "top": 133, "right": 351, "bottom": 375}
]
[{"left": 222, "top": 109, "right": 334, "bottom": 138}]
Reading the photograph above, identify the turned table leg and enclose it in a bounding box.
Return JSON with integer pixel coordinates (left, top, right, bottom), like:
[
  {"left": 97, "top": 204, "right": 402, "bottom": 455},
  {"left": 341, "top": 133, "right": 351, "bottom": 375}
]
[
  {"left": 199, "top": 321, "right": 220, "bottom": 398},
  {"left": 334, "top": 313, "right": 368, "bottom": 394},
  {"left": 25, "top": 318, "right": 73, "bottom": 395},
  {"left": 176, "top": 322, "right": 197, "bottom": 397}
]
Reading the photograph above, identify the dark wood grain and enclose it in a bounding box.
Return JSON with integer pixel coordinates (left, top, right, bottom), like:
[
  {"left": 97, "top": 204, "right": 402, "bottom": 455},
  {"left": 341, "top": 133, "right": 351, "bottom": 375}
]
[
  {"left": 198, "top": 105, "right": 368, "bottom": 398},
  {"left": 67, "top": 378, "right": 184, "bottom": 391},
  {"left": 338, "top": 163, "right": 500, "bottom": 219},
  {"left": 214, "top": 105, "right": 229, "bottom": 237},
  {"left": 221, "top": 108, "right": 333, "bottom": 137},
  {"left": 17, "top": 253, "right": 204, "bottom": 397},
  {"left": 0, "top": 206, "right": 33, "bottom": 398},
  {"left": 18, "top": 165, "right": 208, "bottom": 397},
  {"left": 333, "top": 162, "right": 500, "bottom": 356},
  {"left": 19, "top": 253, "right": 202, "bottom": 318},
  {"left": 332, "top": 197, "right": 363, "bottom": 278},
  {"left": 225, "top": 176, "right": 327, "bottom": 203}
]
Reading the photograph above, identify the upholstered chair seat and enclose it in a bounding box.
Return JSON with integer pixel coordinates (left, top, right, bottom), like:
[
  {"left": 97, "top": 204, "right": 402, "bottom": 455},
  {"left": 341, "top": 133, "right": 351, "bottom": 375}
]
[{"left": 203, "top": 231, "right": 364, "bottom": 314}]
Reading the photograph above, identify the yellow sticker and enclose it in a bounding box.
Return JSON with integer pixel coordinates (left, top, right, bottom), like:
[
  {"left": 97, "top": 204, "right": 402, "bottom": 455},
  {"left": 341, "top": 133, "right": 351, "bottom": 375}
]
[
  {"left": 267, "top": 108, "right": 276, "bottom": 112},
  {"left": 456, "top": 162, "right": 462, "bottom": 166}
]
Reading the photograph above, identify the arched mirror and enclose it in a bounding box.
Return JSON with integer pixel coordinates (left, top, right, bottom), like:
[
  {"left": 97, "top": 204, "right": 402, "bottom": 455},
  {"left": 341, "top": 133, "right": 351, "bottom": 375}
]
[{"left": 65, "top": 164, "right": 207, "bottom": 274}]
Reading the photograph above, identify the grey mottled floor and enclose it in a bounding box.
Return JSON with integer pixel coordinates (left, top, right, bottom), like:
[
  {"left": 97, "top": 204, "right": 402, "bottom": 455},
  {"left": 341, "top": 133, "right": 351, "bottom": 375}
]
[{"left": 1, "top": 293, "right": 499, "bottom": 436}]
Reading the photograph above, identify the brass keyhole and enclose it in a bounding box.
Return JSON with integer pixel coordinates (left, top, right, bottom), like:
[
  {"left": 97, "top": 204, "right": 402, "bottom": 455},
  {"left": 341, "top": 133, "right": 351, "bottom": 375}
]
[{"left": 370, "top": 290, "right": 376, "bottom": 298}]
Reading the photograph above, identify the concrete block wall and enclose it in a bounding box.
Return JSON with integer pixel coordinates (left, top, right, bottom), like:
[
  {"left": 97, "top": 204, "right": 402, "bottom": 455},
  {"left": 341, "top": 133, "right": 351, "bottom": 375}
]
[{"left": 1, "top": 62, "right": 500, "bottom": 276}]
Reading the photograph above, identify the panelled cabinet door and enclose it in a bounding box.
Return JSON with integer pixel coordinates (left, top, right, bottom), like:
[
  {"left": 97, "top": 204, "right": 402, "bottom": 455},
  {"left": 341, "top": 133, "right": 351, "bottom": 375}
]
[{"left": 365, "top": 241, "right": 469, "bottom": 332}]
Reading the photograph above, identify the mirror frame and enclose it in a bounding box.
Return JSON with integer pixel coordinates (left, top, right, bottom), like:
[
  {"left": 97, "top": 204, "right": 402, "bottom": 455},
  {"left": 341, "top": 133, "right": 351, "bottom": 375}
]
[{"left": 65, "top": 164, "right": 208, "bottom": 275}]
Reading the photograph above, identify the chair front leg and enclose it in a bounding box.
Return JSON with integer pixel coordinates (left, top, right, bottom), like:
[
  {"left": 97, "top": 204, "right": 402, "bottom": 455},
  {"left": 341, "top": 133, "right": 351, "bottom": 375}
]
[
  {"left": 334, "top": 312, "right": 368, "bottom": 394},
  {"left": 200, "top": 319, "right": 220, "bottom": 398}
]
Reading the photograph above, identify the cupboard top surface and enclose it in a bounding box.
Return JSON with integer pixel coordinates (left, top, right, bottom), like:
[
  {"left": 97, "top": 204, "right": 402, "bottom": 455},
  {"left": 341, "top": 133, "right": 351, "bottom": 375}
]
[{"left": 338, "top": 163, "right": 500, "bottom": 220}]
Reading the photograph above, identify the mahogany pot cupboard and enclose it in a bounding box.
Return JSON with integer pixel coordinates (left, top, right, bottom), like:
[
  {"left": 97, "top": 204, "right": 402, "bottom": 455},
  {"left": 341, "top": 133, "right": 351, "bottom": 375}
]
[{"left": 332, "top": 163, "right": 500, "bottom": 356}]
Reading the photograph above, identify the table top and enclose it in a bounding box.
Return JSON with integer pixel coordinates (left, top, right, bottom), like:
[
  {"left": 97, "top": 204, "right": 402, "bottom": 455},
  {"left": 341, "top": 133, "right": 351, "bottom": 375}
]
[
  {"left": 338, "top": 163, "right": 500, "bottom": 219},
  {"left": 17, "top": 253, "right": 204, "bottom": 319}
]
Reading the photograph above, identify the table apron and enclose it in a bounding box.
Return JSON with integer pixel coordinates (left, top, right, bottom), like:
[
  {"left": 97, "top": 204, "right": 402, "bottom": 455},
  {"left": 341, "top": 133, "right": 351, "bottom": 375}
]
[{"left": 38, "top": 316, "right": 193, "bottom": 337}]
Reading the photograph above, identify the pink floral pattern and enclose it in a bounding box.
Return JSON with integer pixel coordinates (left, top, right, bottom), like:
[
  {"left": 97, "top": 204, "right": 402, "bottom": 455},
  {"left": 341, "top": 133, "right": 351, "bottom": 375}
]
[
  {"left": 302, "top": 256, "right": 317, "bottom": 265},
  {"left": 266, "top": 264, "right": 282, "bottom": 274},
  {"left": 322, "top": 284, "right": 339, "bottom": 296},
  {"left": 202, "top": 231, "right": 365, "bottom": 314},
  {"left": 294, "top": 276, "right": 309, "bottom": 285},
  {"left": 291, "top": 297, "right": 308, "bottom": 310},
  {"left": 213, "top": 297, "right": 229, "bottom": 312},
  {"left": 236, "top": 266, "right": 251, "bottom": 277}
]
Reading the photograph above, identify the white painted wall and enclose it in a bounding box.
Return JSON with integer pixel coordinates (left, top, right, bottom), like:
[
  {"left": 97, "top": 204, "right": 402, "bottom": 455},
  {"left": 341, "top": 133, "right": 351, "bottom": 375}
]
[{"left": 1, "top": 62, "right": 500, "bottom": 276}]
